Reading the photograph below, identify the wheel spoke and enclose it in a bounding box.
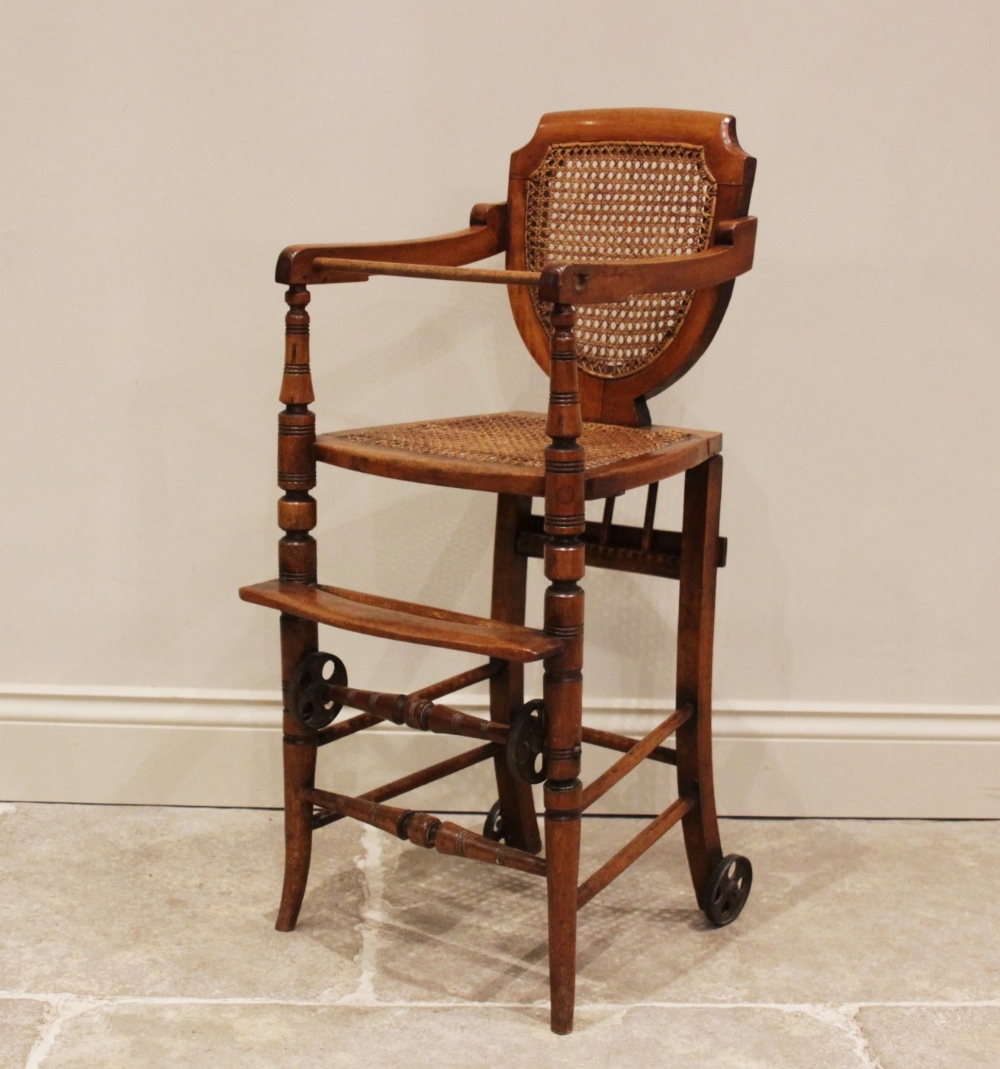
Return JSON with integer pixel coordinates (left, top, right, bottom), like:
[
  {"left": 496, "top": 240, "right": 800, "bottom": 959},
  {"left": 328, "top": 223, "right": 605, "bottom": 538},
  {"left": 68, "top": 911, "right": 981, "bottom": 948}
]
[{"left": 703, "top": 854, "right": 752, "bottom": 927}]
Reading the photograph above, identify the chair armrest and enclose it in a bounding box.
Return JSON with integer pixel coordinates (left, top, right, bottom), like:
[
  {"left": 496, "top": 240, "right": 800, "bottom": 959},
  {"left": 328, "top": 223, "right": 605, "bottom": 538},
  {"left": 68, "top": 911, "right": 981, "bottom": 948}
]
[
  {"left": 276, "top": 202, "right": 507, "bottom": 285},
  {"left": 308, "top": 258, "right": 540, "bottom": 287},
  {"left": 538, "top": 216, "right": 757, "bottom": 305}
]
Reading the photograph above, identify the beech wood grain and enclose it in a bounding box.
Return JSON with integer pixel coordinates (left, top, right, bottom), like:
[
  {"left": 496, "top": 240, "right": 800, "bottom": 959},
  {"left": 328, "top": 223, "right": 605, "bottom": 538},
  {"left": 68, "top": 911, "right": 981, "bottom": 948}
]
[
  {"left": 276, "top": 203, "right": 508, "bottom": 285},
  {"left": 239, "top": 579, "right": 561, "bottom": 662},
  {"left": 305, "top": 789, "right": 547, "bottom": 876},
  {"left": 580, "top": 724, "right": 677, "bottom": 765},
  {"left": 576, "top": 795, "right": 696, "bottom": 908},
  {"left": 579, "top": 705, "right": 692, "bottom": 811}
]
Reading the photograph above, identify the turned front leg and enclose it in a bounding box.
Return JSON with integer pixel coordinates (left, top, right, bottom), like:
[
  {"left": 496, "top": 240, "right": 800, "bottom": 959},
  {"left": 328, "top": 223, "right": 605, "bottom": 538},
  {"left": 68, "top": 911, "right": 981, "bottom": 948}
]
[
  {"left": 541, "top": 302, "right": 586, "bottom": 1035},
  {"left": 276, "top": 285, "right": 319, "bottom": 932}
]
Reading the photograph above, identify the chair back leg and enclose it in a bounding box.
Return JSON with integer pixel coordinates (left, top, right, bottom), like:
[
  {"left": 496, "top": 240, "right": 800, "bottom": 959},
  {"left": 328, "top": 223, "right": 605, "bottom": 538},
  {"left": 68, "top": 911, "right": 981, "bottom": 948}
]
[
  {"left": 675, "top": 455, "right": 725, "bottom": 905},
  {"left": 276, "top": 614, "right": 319, "bottom": 931},
  {"left": 488, "top": 493, "right": 543, "bottom": 853}
]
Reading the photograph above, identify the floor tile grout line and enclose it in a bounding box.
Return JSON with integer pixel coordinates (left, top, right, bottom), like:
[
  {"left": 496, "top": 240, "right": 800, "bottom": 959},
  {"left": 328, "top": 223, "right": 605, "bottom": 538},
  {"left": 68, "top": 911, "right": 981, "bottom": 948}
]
[
  {"left": 798, "top": 1005, "right": 885, "bottom": 1069},
  {"left": 5, "top": 993, "right": 1000, "bottom": 1010},
  {"left": 23, "top": 995, "right": 98, "bottom": 1069}
]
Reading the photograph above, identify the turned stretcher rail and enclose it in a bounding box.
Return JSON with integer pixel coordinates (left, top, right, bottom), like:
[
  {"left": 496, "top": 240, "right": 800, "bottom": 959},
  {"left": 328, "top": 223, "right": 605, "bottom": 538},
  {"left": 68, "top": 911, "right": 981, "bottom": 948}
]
[
  {"left": 577, "top": 795, "right": 697, "bottom": 908},
  {"left": 312, "top": 743, "right": 501, "bottom": 828},
  {"left": 579, "top": 705, "right": 692, "bottom": 811},
  {"left": 308, "top": 662, "right": 500, "bottom": 747},
  {"left": 580, "top": 724, "right": 677, "bottom": 765},
  {"left": 327, "top": 684, "right": 509, "bottom": 743},
  {"left": 306, "top": 787, "right": 547, "bottom": 876}
]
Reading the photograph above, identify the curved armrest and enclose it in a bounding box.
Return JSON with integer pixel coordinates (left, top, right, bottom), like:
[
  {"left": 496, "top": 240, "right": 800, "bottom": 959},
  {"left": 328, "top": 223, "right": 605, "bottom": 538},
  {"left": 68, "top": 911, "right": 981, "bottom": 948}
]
[
  {"left": 538, "top": 216, "right": 757, "bottom": 305},
  {"left": 276, "top": 202, "right": 507, "bottom": 285},
  {"left": 309, "top": 257, "right": 540, "bottom": 287}
]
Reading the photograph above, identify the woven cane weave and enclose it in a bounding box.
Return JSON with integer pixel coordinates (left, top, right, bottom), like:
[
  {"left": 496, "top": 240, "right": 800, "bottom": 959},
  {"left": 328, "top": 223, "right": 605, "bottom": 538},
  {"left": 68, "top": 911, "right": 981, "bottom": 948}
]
[
  {"left": 335, "top": 413, "right": 691, "bottom": 469},
  {"left": 525, "top": 141, "right": 717, "bottom": 379}
]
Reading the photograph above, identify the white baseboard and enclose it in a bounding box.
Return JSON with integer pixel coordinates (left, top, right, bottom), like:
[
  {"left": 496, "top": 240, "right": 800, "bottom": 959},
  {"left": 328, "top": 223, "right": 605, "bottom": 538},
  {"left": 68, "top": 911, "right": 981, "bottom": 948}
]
[{"left": 2, "top": 686, "right": 999, "bottom": 818}]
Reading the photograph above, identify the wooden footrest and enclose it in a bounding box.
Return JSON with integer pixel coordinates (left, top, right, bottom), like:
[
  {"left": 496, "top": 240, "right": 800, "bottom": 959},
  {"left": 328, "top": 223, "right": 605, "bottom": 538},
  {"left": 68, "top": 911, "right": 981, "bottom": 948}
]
[{"left": 239, "top": 579, "right": 562, "bottom": 663}]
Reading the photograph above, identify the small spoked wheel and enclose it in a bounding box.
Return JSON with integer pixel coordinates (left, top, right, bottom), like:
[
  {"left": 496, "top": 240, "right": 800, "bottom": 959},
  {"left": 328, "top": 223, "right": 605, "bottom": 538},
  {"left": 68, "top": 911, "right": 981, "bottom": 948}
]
[
  {"left": 506, "top": 699, "right": 547, "bottom": 785},
  {"left": 289, "top": 652, "right": 347, "bottom": 730},
  {"left": 482, "top": 800, "right": 505, "bottom": 843},
  {"left": 703, "top": 854, "right": 753, "bottom": 927}
]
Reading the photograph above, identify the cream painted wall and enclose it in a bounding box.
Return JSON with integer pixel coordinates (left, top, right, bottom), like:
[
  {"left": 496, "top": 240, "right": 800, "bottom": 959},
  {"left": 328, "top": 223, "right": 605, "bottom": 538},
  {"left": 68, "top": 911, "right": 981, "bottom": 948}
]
[{"left": 2, "top": 2, "right": 999, "bottom": 718}]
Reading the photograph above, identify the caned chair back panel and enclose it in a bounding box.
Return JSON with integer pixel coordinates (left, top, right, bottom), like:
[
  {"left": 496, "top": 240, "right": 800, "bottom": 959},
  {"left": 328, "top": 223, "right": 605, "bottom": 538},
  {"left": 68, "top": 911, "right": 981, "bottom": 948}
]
[{"left": 506, "top": 109, "right": 755, "bottom": 425}]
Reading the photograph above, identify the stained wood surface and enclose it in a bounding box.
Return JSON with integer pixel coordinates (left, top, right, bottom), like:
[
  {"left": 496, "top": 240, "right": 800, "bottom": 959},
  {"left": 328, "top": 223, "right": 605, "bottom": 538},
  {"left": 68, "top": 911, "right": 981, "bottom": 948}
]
[
  {"left": 306, "top": 788, "right": 547, "bottom": 877},
  {"left": 247, "top": 108, "right": 755, "bottom": 1035},
  {"left": 312, "top": 744, "right": 500, "bottom": 828},
  {"left": 675, "top": 456, "right": 726, "bottom": 906},
  {"left": 305, "top": 213, "right": 752, "bottom": 301},
  {"left": 275, "top": 285, "right": 320, "bottom": 934},
  {"left": 315, "top": 414, "right": 720, "bottom": 500},
  {"left": 311, "top": 258, "right": 540, "bottom": 286},
  {"left": 239, "top": 579, "right": 561, "bottom": 662},
  {"left": 508, "top": 109, "right": 753, "bottom": 185},
  {"left": 325, "top": 685, "right": 509, "bottom": 743},
  {"left": 579, "top": 705, "right": 692, "bottom": 811},
  {"left": 580, "top": 724, "right": 676, "bottom": 765},
  {"left": 539, "top": 217, "right": 756, "bottom": 305},
  {"left": 506, "top": 108, "right": 756, "bottom": 424},
  {"left": 576, "top": 795, "right": 696, "bottom": 908},
  {"left": 276, "top": 203, "right": 507, "bottom": 285},
  {"left": 358, "top": 744, "right": 500, "bottom": 805},
  {"left": 489, "top": 494, "right": 543, "bottom": 854},
  {"left": 517, "top": 513, "right": 727, "bottom": 579},
  {"left": 541, "top": 302, "right": 586, "bottom": 1036}
]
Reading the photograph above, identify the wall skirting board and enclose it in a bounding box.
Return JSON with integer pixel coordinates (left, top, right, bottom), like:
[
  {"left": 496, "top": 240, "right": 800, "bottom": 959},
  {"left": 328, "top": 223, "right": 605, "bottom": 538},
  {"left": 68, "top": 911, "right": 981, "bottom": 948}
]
[{"left": 1, "top": 685, "right": 998, "bottom": 818}]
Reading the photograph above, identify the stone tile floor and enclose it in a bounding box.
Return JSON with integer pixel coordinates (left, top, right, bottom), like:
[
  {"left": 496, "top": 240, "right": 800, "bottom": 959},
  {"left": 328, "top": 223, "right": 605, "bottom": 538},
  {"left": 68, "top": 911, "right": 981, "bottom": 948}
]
[{"left": 0, "top": 802, "right": 997, "bottom": 1067}]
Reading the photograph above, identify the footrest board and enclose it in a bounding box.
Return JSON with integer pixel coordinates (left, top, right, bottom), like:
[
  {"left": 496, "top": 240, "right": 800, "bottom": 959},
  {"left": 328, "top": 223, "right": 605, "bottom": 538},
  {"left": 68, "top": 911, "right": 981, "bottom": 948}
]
[{"left": 239, "top": 580, "right": 562, "bottom": 663}]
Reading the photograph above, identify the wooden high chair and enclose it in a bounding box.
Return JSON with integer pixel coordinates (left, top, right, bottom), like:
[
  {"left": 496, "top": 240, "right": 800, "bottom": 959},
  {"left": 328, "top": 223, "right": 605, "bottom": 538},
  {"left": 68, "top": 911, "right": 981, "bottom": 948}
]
[{"left": 240, "top": 109, "right": 757, "bottom": 1033}]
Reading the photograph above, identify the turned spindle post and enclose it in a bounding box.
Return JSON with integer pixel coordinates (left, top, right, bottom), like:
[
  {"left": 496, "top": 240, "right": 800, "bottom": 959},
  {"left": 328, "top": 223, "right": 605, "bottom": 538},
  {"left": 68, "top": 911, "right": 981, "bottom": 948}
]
[
  {"left": 276, "top": 284, "right": 320, "bottom": 932},
  {"left": 540, "top": 299, "right": 586, "bottom": 1035}
]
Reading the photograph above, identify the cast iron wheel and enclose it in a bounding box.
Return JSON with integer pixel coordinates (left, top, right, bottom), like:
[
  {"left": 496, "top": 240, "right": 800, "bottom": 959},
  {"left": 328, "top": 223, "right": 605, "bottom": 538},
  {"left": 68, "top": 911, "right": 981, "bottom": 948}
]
[
  {"left": 703, "top": 854, "right": 753, "bottom": 927},
  {"left": 288, "top": 652, "right": 347, "bottom": 730},
  {"left": 482, "top": 800, "right": 505, "bottom": 843},
  {"left": 506, "top": 699, "right": 547, "bottom": 784}
]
